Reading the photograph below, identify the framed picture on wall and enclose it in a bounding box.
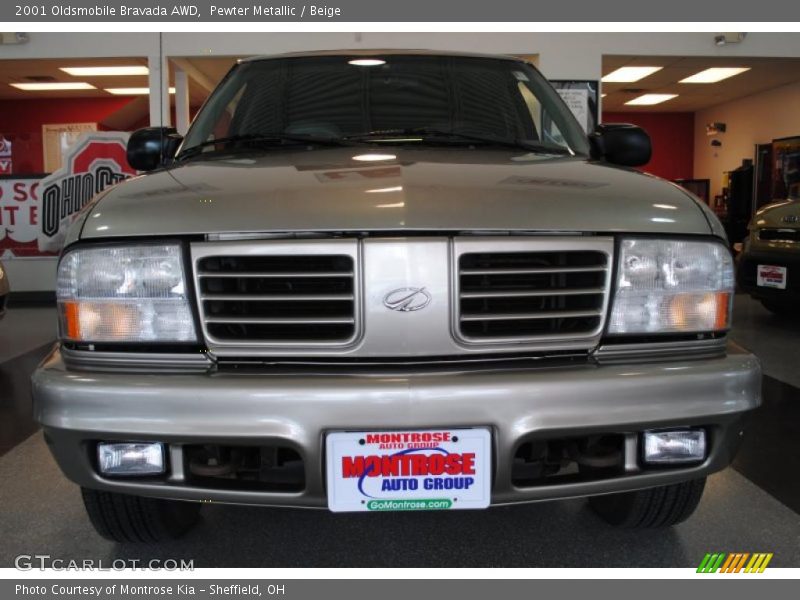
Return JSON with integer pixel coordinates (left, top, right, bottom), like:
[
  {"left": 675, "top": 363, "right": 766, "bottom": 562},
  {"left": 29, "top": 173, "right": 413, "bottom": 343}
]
[
  {"left": 42, "top": 123, "right": 97, "bottom": 173},
  {"left": 549, "top": 80, "right": 600, "bottom": 134}
]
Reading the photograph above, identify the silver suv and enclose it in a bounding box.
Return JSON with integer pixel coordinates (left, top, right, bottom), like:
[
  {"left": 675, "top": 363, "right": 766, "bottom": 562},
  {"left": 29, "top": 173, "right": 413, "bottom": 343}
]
[{"left": 32, "top": 51, "right": 761, "bottom": 543}]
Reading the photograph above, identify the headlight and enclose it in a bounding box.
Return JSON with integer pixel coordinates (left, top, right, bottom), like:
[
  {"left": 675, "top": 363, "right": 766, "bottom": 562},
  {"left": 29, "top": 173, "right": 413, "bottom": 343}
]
[
  {"left": 609, "top": 238, "right": 733, "bottom": 334},
  {"left": 57, "top": 244, "right": 196, "bottom": 343}
]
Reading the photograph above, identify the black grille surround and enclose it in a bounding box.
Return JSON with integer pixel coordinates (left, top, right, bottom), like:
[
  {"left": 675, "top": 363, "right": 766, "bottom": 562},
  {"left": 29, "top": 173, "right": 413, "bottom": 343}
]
[
  {"left": 197, "top": 254, "right": 357, "bottom": 344},
  {"left": 759, "top": 228, "right": 800, "bottom": 242},
  {"left": 456, "top": 250, "right": 609, "bottom": 342}
]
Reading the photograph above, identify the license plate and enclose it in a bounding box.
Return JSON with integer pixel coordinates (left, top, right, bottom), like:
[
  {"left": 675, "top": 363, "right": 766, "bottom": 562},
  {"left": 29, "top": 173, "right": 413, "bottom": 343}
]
[
  {"left": 757, "top": 264, "right": 787, "bottom": 289},
  {"left": 325, "top": 428, "right": 491, "bottom": 512}
]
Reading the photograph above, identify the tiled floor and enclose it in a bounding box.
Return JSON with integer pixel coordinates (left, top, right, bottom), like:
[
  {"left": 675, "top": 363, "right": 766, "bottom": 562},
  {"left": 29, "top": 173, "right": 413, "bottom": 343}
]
[{"left": 0, "top": 296, "right": 798, "bottom": 567}]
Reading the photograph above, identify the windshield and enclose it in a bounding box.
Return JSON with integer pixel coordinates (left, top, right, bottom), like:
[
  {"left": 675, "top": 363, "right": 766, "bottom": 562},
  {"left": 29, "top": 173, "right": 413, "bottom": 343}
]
[{"left": 181, "top": 55, "right": 591, "bottom": 157}]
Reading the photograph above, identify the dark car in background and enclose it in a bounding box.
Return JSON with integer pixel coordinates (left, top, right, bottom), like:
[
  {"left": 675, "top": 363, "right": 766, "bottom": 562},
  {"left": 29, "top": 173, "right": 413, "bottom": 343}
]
[{"left": 738, "top": 200, "right": 800, "bottom": 315}]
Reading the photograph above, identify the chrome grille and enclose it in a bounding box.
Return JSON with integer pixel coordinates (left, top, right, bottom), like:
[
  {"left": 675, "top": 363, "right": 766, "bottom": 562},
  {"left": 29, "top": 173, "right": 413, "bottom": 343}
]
[
  {"left": 455, "top": 239, "right": 612, "bottom": 344},
  {"left": 196, "top": 248, "right": 358, "bottom": 346},
  {"left": 759, "top": 228, "right": 800, "bottom": 242}
]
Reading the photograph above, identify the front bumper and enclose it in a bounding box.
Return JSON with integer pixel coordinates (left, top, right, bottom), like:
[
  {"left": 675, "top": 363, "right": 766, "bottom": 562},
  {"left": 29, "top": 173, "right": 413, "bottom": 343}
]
[
  {"left": 32, "top": 345, "right": 761, "bottom": 509},
  {"left": 738, "top": 248, "right": 800, "bottom": 302}
]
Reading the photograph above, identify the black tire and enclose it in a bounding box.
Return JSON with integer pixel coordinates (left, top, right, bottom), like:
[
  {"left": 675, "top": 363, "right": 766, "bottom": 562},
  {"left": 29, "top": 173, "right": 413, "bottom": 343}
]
[
  {"left": 588, "top": 478, "right": 706, "bottom": 528},
  {"left": 81, "top": 487, "right": 201, "bottom": 543},
  {"left": 760, "top": 299, "right": 796, "bottom": 317}
]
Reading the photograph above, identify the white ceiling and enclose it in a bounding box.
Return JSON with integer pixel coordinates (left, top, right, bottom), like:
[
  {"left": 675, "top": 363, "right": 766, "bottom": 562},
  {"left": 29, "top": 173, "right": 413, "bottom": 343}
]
[
  {"left": 0, "top": 56, "right": 239, "bottom": 103},
  {"left": 3, "top": 54, "right": 799, "bottom": 117},
  {"left": 602, "top": 55, "right": 800, "bottom": 112}
]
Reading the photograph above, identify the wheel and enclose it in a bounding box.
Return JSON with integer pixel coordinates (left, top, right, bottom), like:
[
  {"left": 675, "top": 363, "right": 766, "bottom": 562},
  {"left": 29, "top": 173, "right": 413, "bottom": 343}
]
[
  {"left": 81, "top": 487, "right": 201, "bottom": 543},
  {"left": 760, "top": 299, "right": 796, "bottom": 317},
  {"left": 588, "top": 478, "right": 706, "bottom": 528}
]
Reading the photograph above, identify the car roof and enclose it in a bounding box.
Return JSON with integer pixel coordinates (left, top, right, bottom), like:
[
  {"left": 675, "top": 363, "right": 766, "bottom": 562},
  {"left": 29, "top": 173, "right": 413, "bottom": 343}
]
[{"left": 239, "top": 49, "right": 528, "bottom": 64}]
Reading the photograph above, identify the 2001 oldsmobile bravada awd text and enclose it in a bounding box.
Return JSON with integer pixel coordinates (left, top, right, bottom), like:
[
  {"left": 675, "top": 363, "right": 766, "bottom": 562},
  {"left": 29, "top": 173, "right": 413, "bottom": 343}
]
[{"left": 32, "top": 51, "right": 761, "bottom": 542}]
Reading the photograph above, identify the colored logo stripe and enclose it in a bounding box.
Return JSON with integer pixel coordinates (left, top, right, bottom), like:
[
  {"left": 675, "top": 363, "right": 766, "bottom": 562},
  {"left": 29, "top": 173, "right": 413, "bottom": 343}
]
[
  {"left": 697, "top": 553, "right": 773, "bottom": 573},
  {"left": 697, "top": 553, "right": 726, "bottom": 573},
  {"left": 745, "top": 553, "right": 773, "bottom": 573}
]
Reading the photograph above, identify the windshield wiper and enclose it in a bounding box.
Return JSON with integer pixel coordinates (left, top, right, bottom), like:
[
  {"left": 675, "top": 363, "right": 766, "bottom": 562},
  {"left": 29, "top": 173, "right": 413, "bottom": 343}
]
[
  {"left": 177, "top": 133, "right": 354, "bottom": 160},
  {"left": 344, "top": 128, "right": 573, "bottom": 155}
]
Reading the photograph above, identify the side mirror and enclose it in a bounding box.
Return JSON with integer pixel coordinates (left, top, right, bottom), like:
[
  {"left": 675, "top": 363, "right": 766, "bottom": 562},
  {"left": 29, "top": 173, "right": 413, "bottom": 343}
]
[
  {"left": 590, "top": 123, "right": 651, "bottom": 167},
  {"left": 127, "top": 127, "right": 183, "bottom": 172}
]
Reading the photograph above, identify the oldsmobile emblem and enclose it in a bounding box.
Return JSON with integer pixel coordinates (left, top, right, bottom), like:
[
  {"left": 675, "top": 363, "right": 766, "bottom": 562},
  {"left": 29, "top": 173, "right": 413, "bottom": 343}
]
[{"left": 383, "top": 287, "right": 432, "bottom": 312}]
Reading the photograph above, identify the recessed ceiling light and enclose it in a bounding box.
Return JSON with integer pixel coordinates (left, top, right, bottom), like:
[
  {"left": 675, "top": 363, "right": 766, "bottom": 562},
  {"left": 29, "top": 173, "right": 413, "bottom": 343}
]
[
  {"left": 352, "top": 153, "right": 396, "bottom": 162},
  {"left": 348, "top": 59, "right": 386, "bottom": 67},
  {"left": 679, "top": 67, "right": 751, "bottom": 84},
  {"left": 105, "top": 87, "right": 176, "bottom": 95},
  {"left": 10, "top": 82, "right": 95, "bottom": 91},
  {"left": 601, "top": 66, "right": 663, "bottom": 83},
  {"left": 625, "top": 93, "right": 678, "bottom": 106},
  {"left": 60, "top": 66, "right": 149, "bottom": 76}
]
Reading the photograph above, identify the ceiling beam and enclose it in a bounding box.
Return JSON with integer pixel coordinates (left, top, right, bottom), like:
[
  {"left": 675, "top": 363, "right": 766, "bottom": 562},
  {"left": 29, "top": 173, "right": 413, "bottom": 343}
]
[{"left": 171, "top": 58, "right": 216, "bottom": 94}]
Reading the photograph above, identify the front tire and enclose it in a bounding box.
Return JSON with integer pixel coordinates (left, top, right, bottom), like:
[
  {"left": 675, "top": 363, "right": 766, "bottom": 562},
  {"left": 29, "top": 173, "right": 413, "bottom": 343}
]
[
  {"left": 588, "top": 478, "right": 706, "bottom": 528},
  {"left": 81, "top": 488, "right": 202, "bottom": 543}
]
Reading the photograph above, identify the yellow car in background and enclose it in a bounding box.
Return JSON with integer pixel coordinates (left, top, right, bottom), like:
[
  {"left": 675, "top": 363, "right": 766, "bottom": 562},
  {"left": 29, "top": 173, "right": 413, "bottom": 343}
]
[{"left": 738, "top": 200, "right": 800, "bottom": 316}]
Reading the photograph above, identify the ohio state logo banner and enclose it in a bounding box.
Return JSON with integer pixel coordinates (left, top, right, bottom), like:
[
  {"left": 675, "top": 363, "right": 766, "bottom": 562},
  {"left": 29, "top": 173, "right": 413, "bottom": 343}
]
[{"left": 37, "top": 132, "right": 136, "bottom": 254}]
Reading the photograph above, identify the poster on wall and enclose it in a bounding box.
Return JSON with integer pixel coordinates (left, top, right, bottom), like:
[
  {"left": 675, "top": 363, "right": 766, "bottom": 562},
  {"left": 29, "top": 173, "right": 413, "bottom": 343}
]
[
  {"left": 42, "top": 122, "right": 97, "bottom": 173},
  {"left": 772, "top": 136, "right": 800, "bottom": 200},
  {"left": 0, "top": 177, "right": 43, "bottom": 258},
  {"left": 37, "top": 131, "right": 136, "bottom": 254},
  {"left": 550, "top": 80, "right": 599, "bottom": 134}
]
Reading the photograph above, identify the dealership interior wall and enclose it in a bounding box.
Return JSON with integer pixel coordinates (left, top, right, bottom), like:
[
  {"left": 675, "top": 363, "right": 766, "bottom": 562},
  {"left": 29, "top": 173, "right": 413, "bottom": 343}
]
[{"left": 2, "top": 32, "right": 800, "bottom": 291}]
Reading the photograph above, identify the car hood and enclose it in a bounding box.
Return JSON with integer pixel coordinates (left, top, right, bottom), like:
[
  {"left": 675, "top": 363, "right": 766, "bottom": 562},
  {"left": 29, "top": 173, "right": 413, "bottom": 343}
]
[
  {"left": 83, "top": 146, "right": 713, "bottom": 239},
  {"left": 752, "top": 199, "right": 800, "bottom": 229}
]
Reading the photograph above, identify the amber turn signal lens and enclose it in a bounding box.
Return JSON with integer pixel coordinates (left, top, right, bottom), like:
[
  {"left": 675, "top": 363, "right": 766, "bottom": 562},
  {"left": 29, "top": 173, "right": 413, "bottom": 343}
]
[
  {"left": 62, "top": 302, "right": 81, "bottom": 340},
  {"left": 668, "top": 292, "right": 731, "bottom": 332},
  {"left": 715, "top": 292, "right": 731, "bottom": 330}
]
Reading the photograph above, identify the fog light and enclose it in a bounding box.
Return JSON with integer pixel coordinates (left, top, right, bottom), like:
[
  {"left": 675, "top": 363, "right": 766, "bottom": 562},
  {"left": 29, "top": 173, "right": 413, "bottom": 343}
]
[
  {"left": 643, "top": 430, "right": 706, "bottom": 464},
  {"left": 97, "top": 442, "right": 165, "bottom": 476}
]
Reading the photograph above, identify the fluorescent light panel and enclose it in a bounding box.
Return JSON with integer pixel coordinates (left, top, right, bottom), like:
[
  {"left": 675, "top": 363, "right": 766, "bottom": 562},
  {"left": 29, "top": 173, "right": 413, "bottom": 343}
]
[
  {"left": 105, "top": 87, "right": 176, "bottom": 95},
  {"left": 60, "top": 66, "right": 149, "bottom": 76},
  {"left": 679, "top": 67, "right": 750, "bottom": 84},
  {"left": 10, "top": 82, "right": 95, "bottom": 91},
  {"left": 601, "top": 66, "right": 663, "bottom": 83},
  {"left": 625, "top": 93, "right": 678, "bottom": 106}
]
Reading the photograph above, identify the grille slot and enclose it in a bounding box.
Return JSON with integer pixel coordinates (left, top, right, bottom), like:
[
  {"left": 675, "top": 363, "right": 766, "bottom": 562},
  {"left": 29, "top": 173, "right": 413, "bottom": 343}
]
[
  {"left": 457, "top": 250, "right": 609, "bottom": 341},
  {"left": 198, "top": 254, "right": 356, "bottom": 343},
  {"left": 760, "top": 228, "right": 800, "bottom": 242}
]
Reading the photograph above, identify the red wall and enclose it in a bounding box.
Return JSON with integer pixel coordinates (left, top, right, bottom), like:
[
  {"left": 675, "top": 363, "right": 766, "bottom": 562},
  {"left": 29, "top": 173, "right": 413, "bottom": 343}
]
[
  {"left": 0, "top": 97, "right": 135, "bottom": 174},
  {"left": 602, "top": 112, "right": 695, "bottom": 181}
]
